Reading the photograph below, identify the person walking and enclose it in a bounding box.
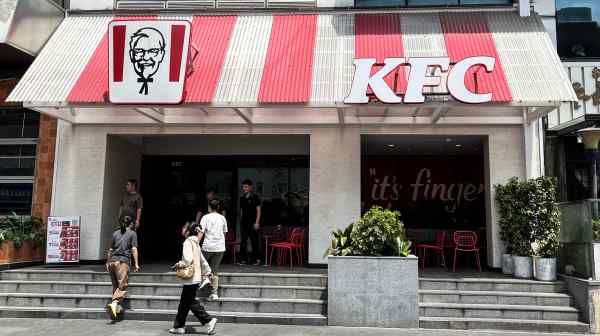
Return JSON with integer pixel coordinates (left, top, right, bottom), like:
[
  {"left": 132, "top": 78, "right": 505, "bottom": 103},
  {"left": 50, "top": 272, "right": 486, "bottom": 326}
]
[
  {"left": 105, "top": 216, "right": 139, "bottom": 320},
  {"left": 238, "top": 179, "right": 262, "bottom": 266},
  {"left": 119, "top": 179, "right": 143, "bottom": 230},
  {"left": 200, "top": 199, "right": 227, "bottom": 301},
  {"left": 170, "top": 222, "right": 217, "bottom": 335}
]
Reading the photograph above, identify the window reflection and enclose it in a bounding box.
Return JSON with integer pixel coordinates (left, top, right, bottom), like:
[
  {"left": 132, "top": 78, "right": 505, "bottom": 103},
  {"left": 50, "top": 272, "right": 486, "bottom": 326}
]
[
  {"left": 557, "top": 0, "right": 600, "bottom": 58},
  {"left": 355, "top": 0, "right": 511, "bottom": 7}
]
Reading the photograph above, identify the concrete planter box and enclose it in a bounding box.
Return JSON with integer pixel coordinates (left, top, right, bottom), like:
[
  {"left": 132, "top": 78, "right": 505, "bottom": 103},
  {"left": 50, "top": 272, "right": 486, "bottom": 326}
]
[
  {"left": 592, "top": 243, "right": 600, "bottom": 281},
  {"left": 328, "top": 255, "right": 419, "bottom": 328}
]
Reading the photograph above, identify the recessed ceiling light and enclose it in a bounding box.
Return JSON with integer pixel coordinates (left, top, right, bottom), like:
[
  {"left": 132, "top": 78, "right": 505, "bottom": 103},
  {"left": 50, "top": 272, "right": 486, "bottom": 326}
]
[
  {"left": 445, "top": 138, "right": 453, "bottom": 142},
  {"left": 387, "top": 144, "right": 396, "bottom": 148},
  {"left": 455, "top": 144, "right": 462, "bottom": 148}
]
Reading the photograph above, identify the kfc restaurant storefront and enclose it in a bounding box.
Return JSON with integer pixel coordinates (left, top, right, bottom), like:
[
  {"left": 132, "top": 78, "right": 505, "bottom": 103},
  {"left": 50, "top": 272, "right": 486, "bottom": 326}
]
[{"left": 8, "top": 10, "right": 576, "bottom": 267}]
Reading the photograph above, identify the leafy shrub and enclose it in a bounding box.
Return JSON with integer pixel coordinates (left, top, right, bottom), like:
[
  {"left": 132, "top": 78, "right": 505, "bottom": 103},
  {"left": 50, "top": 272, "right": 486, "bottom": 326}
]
[
  {"left": 593, "top": 219, "right": 600, "bottom": 242},
  {"left": 0, "top": 213, "right": 44, "bottom": 248},
  {"left": 495, "top": 177, "right": 561, "bottom": 258},
  {"left": 324, "top": 206, "right": 411, "bottom": 257}
]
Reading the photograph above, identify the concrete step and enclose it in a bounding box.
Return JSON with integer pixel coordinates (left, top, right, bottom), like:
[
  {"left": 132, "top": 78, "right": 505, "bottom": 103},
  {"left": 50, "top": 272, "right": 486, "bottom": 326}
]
[
  {"left": 0, "top": 293, "right": 326, "bottom": 314},
  {"left": 0, "top": 281, "right": 326, "bottom": 300},
  {"left": 419, "top": 316, "right": 589, "bottom": 334},
  {"left": 0, "top": 306, "right": 327, "bottom": 325},
  {"left": 0, "top": 270, "right": 327, "bottom": 287},
  {"left": 419, "top": 302, "right": 580, "bottom": 321},
  {"left": 419, "top": 278, "right": 566, "bottom": 293},
  {"left": 419, "top": 289, "right": 573, "bottom": 306}
]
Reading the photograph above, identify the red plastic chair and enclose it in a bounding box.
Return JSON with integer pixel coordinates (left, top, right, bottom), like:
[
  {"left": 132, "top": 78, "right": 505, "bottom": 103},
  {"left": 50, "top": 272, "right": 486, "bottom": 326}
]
[
  {"left": 416, "top": 230, "right": 446, "bottom": 269},
  {"left": 225, "top": 232, "right": 240, "bottom": 264},
  {"left": 453, "top": 231, "right": 481, "bottom": 272},
  {"left": 270, "top": 228, "right": 305, "bottom": 268}
]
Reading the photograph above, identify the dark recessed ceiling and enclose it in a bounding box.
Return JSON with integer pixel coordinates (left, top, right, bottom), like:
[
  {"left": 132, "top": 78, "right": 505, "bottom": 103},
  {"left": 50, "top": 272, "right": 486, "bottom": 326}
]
[
  {"left": 0, "top": 44, "right": 33, "bottom": 74},
  {"left": 362, "top": 135, "right": 484, "bottom": 156}
]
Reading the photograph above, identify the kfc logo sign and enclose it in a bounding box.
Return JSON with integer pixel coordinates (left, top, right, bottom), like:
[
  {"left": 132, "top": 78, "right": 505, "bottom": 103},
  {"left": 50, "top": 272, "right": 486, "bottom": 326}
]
[
  {"left": 109, "top": 20, "right": 191, "bottom": 104},
  {"left": 344, "top": 56, "right": 496, "bottom": 104}
]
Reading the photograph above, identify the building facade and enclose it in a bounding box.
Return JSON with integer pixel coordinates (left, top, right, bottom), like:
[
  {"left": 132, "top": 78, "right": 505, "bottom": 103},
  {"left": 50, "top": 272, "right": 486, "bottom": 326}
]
[{"left": 7, "top": 0, "right": 575, "bottom": 267}]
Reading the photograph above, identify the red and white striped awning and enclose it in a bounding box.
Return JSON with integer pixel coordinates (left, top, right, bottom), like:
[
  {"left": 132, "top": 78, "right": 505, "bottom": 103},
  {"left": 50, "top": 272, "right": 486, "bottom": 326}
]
[{"left": 7, "top": 10, "right": 576, "bottom": 125}]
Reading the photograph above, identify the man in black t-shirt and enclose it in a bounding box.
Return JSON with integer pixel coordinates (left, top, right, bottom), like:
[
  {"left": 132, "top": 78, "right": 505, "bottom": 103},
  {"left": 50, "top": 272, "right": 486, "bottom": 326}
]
[
  {"left": 238, "top": 179, "right": 261, "bottom": 265},
  {"left": 118, "top": 179, "right": 143, "bottom": 230}
]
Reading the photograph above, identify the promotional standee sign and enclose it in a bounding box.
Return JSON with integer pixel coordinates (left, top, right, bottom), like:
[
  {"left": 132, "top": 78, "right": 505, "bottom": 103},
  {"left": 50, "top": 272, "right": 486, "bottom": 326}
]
[
  {"left": 46, "top": 216, "right": 81, "bottom": 264},
  {"left": 109, "top": 20, "right": 192, "bottom": 104}
]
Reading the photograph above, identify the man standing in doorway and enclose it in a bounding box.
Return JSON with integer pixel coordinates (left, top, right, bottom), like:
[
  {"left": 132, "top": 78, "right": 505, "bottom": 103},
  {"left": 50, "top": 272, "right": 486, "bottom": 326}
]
[
  {"left": 238, "top": 179, "right": 261, "bottom": 266},
  {"left": 119, "top": 179, "right": 143, "bottom": 231}
]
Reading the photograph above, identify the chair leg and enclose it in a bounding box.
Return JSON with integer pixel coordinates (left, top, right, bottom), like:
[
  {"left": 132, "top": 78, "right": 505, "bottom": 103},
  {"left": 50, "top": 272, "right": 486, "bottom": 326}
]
[
  {"left": 453, "top": 249, "right": 457, "bottom": 272},
  {"left": 475, "top": 251, "right": 482, "bottom": 272},
  {"left": 441, "top": 250, "right": 446, "bottom": 268},
  {"left": 290, "top": 248, "right": 293, "bottom": 269},
  {"left": 269, "top": 247, "right": 275, "bottom": 267}
]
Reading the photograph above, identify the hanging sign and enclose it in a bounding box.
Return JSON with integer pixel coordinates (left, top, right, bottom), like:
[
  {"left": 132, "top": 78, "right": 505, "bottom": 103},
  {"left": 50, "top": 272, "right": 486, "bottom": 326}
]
[
  {"left": 108, "top": 20, "right": 192, "bottom": 104},
  {"left": 344, "top": 56, "right": 496, "bottom": 104},
  {"left": 46, "top": 216, "right": 81, "bottom": 264}
]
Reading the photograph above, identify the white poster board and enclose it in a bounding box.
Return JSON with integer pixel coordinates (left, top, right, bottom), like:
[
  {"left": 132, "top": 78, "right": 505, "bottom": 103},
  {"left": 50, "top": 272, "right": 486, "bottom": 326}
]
[{"left": 46, "top": 216, "right": 81, "bottom": 264}]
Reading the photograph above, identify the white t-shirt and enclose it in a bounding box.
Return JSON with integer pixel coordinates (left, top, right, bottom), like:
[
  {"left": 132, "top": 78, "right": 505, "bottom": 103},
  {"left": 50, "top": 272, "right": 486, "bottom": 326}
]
[{"left": 200, "top": 212, "right": 228, "bottom": 252}]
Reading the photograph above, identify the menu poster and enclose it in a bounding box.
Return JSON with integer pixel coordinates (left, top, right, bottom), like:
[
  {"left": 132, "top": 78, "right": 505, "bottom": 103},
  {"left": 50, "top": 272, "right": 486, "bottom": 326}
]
[{"left": 46, "top": 216, "right": 81, "bottom": 264}]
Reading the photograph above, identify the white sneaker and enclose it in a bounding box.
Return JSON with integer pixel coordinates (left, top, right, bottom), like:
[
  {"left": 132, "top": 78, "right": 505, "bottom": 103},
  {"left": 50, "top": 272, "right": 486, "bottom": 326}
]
[
  {"left": 106, "top": 301, "right": 118, "bottom": 320},
  {"left": 200, "top": 277, "right": 211, "bottom": 289},
  {"left": 168, "top": 327, "right": 186, "bottom": 334},
  {"left": 208, "top": 294, "right": 219, "bottom": 301},
  {"left": 207, "top": 318, "right": 217, "bottom": 335}
]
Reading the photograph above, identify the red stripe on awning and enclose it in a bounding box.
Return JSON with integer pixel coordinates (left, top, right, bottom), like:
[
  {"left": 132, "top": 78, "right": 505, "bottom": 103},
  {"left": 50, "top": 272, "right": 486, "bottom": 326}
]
[
  {"left": 68, "top": 16, "right": 156, "bottom": 103},
  {"left": 355, "top": 14, "right": 407, "bottom": 97},
  {"left": 112, "top": 25, "right": 126, "bottom": 82},
  {"left": 169, "top": 25, "right": 186, "bottom": 82},
  {"left": 185, "top": 16, "right": 236, "bottom": 102},
  {"left": 258, "top": 15, "right": 318, "bottom": 103},
  {"left": 440, "top": 13, "right": 511, "bottom": 102}
]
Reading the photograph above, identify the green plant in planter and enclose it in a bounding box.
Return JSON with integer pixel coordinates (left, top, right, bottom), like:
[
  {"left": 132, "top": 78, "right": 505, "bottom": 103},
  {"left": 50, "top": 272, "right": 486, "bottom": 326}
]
[
  {"left": 351, "top": 206, "right": 410, "bottom": 257},
  {"left": 593, "top": 219, "right": 600, "bottom": 242},
  {"left": 324, "top": 223, "right": 354, "bottom": 257},
  {"left": 324, "top": 206, "right": 412, "bottom": 257},
  {"left": 529, "top": 177, "right": 561, "bottom": 258},
  {"left": 0, "top": 213, "right": 44, "bottom": 248}
]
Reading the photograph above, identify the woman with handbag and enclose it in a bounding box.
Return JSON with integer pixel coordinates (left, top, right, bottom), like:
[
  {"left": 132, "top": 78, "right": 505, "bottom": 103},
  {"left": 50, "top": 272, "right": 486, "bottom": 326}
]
[{"left": 170, "top": 222, "right": 217, "bottom": 335}]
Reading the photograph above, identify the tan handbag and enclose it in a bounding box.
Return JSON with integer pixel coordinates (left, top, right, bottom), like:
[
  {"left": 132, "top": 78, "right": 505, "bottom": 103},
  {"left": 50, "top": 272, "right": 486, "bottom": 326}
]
[{"left": 175, "top": 238, "right": 197, "bottom": 280}]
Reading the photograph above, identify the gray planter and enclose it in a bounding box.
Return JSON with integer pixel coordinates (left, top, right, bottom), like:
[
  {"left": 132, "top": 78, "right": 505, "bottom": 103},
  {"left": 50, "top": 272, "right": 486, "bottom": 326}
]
[
  {"left": 502, "top": 254, "right": 513, "bottom": 275},
  {"left": 534, "top": 257, "right": 557, "bottom": 281},
  {"left": 513, "top": 255, "right": 533, "bottom": 279},
  {"left": 328, "top": 255, "right": 419, "bottom": 328}
]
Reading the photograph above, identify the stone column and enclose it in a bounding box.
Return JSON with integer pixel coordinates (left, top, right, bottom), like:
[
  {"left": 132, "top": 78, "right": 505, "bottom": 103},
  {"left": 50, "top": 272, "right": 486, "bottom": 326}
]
[
  {"left": 309, "top": 127, "right": 361, "bottom": 264},
  {"left": 51, "top": 122, "right": 108, "bottom": 261}
]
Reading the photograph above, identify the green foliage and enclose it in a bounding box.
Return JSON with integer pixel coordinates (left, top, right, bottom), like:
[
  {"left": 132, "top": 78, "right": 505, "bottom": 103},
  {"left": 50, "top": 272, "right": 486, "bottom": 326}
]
[
  {"left": 0, "top": 213, "right": 44, "bottom": 248},
  {"left": 495, "top": 177, "right": 561, "bottom": 258},
  {"left": 324, "top": 206, "right": 411, "bottom": 258},
  {"left": 324, "top": 223, "right": 354, "bottom": 257},
  {"left": 593, "top": 219, "right": 600, "bottom": 242}
]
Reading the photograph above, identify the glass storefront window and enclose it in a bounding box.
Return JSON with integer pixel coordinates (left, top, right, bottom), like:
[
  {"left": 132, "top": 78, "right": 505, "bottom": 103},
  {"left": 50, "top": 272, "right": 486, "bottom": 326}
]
[
  {"left": 0, "top": 110, "right": 39, "bottom": 139},
  {"left": 0, "top": 145, "right": 37, "bottom": 176},
  {"left": 557, "top": 0, "right": 600, "bottom": 59},
  {"left": 0, "top": 183, "right": 33, "bottom": 215},
  {"left": 355, "top": 0, "right": 512, "bottom": 7}
]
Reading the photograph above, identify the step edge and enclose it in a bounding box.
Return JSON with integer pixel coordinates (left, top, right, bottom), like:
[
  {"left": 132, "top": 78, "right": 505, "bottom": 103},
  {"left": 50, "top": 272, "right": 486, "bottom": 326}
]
[
  {"left": 418, "top": 316, "right": 589, "bottom": 325},
  {"left": 0, "top": 280, "right": 326, "bottom": 290},
  {"left": 2, "top": 270, "right": 328, "bottom": 279},
  {"left": 0, "top": 306, "right": 327, "bottom": 319},
  {"left": 419, "top": 278, "right": 564, "bottom": 285},
  {"left": 418, "top": 290, "right": 571, "bottom": 298},
  {"left": 419, "top": 302, "right": 580, "bottom": 312},
  {"left": 0, "top": 293, "right": 326, "bottom": 304}
]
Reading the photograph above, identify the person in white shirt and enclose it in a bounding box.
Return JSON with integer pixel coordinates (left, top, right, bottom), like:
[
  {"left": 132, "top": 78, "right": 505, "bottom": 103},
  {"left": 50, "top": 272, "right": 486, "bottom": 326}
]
[{"left": 199, "top": 199, "right": 228, "bottom": 301}]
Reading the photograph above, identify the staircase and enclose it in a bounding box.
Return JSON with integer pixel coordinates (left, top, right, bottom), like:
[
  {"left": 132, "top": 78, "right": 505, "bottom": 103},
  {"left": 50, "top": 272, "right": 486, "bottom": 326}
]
[
  {"left": 419, "top": 277, "right": 589, "bottom": 333},
  {"left": 0, "top": 269, "right": 327, "bottom": 325}
]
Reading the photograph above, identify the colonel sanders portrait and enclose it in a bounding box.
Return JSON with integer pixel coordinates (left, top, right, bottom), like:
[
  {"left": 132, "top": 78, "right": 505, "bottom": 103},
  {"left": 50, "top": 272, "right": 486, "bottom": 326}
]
[{"left": 129, "top": 27, "right": 166, "bottom": 95}]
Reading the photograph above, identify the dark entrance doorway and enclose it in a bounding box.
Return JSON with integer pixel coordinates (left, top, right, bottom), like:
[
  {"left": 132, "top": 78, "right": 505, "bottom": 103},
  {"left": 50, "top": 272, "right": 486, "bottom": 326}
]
[{"left": 139, "top": 155, "right": 309, "bottom": 262}]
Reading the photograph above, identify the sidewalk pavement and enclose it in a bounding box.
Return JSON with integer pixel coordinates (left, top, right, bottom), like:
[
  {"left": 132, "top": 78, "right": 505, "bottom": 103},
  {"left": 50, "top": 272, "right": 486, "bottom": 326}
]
[{"left": 0, "top": 319, "right": 591, "bottom": 336}]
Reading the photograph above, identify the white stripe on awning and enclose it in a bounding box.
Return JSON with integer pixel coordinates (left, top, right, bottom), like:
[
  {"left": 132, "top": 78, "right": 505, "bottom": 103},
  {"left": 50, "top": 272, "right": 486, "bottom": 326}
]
[
  {"left": 8, "top": 15, "right": 113, "bottom": 104},
  {"left": 213, "top": 15, "right": 273, "bottom": 105}
]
